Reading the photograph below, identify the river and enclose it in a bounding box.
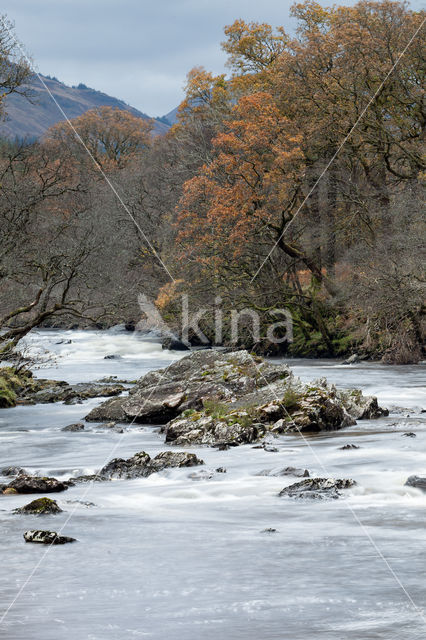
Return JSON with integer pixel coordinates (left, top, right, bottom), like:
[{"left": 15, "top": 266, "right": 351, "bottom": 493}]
[{"left": 0, "top": 328, "right": 425, "bottom": 639}]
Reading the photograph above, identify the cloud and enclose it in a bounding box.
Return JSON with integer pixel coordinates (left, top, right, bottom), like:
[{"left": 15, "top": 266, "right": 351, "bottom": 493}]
[{"left": 2, "top": 0, "right": 424, "bottom": 116}]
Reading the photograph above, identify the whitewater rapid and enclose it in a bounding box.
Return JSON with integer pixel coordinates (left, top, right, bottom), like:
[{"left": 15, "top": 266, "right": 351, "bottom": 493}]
[{"left": 0, "top": 329, "right": 425, "bottom": 639}]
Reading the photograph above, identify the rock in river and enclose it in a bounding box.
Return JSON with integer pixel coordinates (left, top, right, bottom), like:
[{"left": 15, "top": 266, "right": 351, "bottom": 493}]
[
  {"left": 15, "top": 497, "right": 63, "bottom": 515},
  {"left": 99, "top": 451, "right": 204, "bottom": 480},
  {"left": 85, "top": 349, "right": 387, "bottom": 447},
  {"left": 279, "top": 478, "right": 356, "bottom": 500},
  {"left": 61, "top": 422, "right": 85, "bottom": 432},
  {"left": 4, "top": 474, "right": 69, "bottom": 494},
  {"left": 23, "top": 530, "right": 76, "bottom": 544},
  {"left": 405, "top": 476, "right": 426, "bottom": 491}
]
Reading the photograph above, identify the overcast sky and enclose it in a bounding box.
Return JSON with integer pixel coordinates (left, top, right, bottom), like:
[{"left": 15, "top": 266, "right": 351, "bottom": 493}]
[{"left": 3, "top": 0, "right": 424, "bottom": 117}]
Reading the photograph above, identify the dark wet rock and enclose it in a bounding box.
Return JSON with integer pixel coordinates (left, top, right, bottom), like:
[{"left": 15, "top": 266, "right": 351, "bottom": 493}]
[
  {"left": 405, "top": 476, "right": 426, "bottom": 491},
  {"left": 5, "top": 474, "right": 69, "bottom": 494},
  {"left": 216, "top": 467, "right": 226, "bottom": 473},
  {"left": 261, "top": 528, "right": 278, "bottom": 533},
  {"left": 124, "top": 321, "right": 136, "bottom": 332},
  {"left": 161, "top": 336, "right": 190, "bottom": 351},
  {"left": 61, "top": 422, "right": 85, "bottom": 432},
  {"left": 23, "top": 530, "right": 76, "bottom": 544},
  {"left": 99, "top": 450, "right": 204, "bottom": 480},
  {"left": 258, "top": 467, "right": 310, "bottom": 478},
  {"left": 279, "top": 477, "right": 356, "bottom": 500},
  {"left": 402, "top": 432, "right": 416, "bottom": 438},
  {"left": 1, "top": 466, "right": 27, "bottom": 477},
  {"left": 339, "top": 444, "right": 360, "bottom": 450},
  {"left": 15, "top": 497, "right": 63, "bottom": 515},
  {"left": 104, "top": 354, "right": 121, "bottom": 359}
]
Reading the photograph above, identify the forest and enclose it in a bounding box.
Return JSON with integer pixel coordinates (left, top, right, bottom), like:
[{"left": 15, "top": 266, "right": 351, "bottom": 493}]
[{"left": 0, "top": 0, "right": 424, "bottom": 363}]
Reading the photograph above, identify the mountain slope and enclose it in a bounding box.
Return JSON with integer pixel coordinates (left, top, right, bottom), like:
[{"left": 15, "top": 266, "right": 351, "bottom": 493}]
[
  {"left": 0, "top": 74, "right": 170, "bottom": 139},
  {"left": 160, "top": 106, "right": 179, "bottom": 126}
]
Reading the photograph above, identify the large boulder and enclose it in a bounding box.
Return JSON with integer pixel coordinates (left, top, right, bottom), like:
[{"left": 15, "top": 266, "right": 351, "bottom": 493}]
[
  {"left": 86, "top": 350, "right": 291, "bottom": 423},
  {"left": 84, "top": 350, "right": 387, "bottom": 448},
  {"left": 99, "top": 450, "right": 203, "bottom": 480},
  {"left": 279, "top": 477, "right": 356, "bottom": 500},
  {"left": 23, "top": 530, "right": 76, "bottom": 544},
  {"left": 4, "top": 475, "right": 69, "bottom": 494}
]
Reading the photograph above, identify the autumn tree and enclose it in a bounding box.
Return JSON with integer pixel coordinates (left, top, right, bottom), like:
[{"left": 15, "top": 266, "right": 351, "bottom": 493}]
[{"left": 46, "top": 106, "right": 153, "bottom": 170}]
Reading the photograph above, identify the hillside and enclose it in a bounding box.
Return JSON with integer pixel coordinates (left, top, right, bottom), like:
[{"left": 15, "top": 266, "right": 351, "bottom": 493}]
[
  {"left": 159, "top": 106, "right": 179, "bottom": 126},
  {"left": 0, "top": 74, "right": 170, "bottom": 139}
]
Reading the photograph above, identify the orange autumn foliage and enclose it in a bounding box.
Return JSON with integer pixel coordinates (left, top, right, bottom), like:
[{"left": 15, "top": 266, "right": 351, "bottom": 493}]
[
  {"left": 177, "top": 92, "right": 304, "bottom": 269},
  {"left": 46, "top": 106, "right": 153, "bottom": 170}
]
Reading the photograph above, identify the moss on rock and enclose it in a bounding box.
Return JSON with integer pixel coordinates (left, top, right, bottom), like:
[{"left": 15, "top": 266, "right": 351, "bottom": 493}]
[{"left": 15, "top": 497, "right": 63, "bottom": 515}]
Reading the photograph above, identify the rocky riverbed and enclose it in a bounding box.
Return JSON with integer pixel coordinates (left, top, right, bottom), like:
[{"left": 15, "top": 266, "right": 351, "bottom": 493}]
[{"left": 0, "top": 328, "right": 425, "bottom": 640}]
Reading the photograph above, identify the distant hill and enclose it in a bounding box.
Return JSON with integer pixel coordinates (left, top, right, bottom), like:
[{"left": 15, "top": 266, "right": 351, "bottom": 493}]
[
  {"left": 160, "top": 106, "right": 179, "bottom": 126},
  {"left": 0, "top": 74, "right": 170, "bottom": 140}
]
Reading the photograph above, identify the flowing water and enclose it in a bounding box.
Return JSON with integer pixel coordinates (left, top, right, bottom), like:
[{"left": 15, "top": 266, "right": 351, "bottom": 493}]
[{"left": 0, "top": 329, "right": 425, "bottom": 640}]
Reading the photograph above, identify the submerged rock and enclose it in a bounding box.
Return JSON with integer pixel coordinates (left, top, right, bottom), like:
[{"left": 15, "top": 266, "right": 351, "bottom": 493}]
[
  {"left": 71, "top": 474, "right": 110, "bottom": 484},
  {"left": 405, "top": 476, "right": 426, "bottom": 491},
  {"left": 5, "top": 475, "right": 69, "bottom": 494},
  {"left": 258, "top": 467, "right": 310, "bottom": 478},
  {"left": 15, "top": 497, "right": 63, "bottom": 515},
  {"left": 339, "top": 444, "right": 360, "bottom": 450},
  {"left": 61, "top": 422, "right": 85, "bottom": 432},
  {"left": 279, "top": 478, "right": 356, "bottom": 500},
  {"left": 99, "top": 450, "right": 203, "bottom": 480},
  {"left": 23, "top": 530, "right": 76, "bottom": 544}
]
